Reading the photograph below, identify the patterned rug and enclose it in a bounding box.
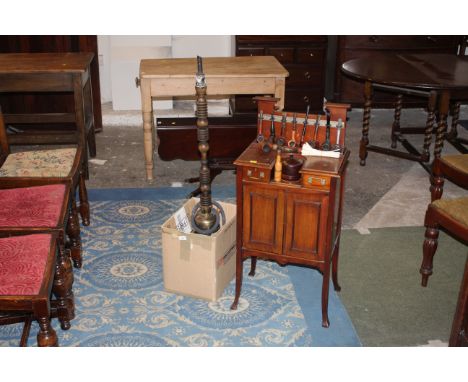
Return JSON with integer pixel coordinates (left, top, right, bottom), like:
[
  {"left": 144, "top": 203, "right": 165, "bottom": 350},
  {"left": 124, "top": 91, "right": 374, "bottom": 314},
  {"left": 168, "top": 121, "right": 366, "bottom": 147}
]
[{"left": 0, "top": 186, "right": 360, "bottom": 347}]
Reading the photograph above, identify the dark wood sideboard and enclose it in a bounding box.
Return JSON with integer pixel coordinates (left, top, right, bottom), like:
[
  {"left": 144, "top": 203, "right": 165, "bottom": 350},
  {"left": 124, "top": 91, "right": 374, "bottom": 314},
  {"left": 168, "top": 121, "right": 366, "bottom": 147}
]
[
  {"left": 235, "top": 35, "right": 329, "bottom": 113},
  {"left": 0, "top": 35, "right": 102, "bottom": 133}
]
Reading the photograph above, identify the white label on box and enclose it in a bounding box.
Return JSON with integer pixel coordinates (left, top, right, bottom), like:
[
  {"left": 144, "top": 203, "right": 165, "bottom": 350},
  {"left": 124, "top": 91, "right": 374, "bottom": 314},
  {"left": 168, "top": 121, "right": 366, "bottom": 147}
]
[
  {"left": 174, "top": 206, "right": 192, "bottom": 234},
  {"left": 178, "top": 236, "right": 187, "bottom": 241}
]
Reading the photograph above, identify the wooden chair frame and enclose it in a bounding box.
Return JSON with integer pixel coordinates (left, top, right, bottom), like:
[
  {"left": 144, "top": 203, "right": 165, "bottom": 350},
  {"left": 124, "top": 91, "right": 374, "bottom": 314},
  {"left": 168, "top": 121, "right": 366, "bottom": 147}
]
[{"left": 420, "top": 154, "right": 468, "bottom": 347}]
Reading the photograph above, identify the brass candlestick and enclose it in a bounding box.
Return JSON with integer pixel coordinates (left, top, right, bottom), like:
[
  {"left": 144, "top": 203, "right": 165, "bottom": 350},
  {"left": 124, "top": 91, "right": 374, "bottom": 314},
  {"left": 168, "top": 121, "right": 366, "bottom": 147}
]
[{"left": 191, "top": 56, "right": 225, "bottom": 235}]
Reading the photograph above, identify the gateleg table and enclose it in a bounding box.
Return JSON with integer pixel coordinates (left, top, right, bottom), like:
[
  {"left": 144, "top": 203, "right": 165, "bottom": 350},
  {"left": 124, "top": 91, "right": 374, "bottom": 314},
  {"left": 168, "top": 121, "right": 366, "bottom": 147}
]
[
  {"left": 138, "top": 56, "right": 289, "bottom": 181},
  {"left": 341, "top": 53, "right": 468, "bottom": 172}
]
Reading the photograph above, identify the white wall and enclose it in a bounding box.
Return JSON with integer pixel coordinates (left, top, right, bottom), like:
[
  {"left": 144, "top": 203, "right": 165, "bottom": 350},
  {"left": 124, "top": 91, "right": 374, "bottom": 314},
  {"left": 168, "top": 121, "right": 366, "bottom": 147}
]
[
  {"left": 97, "top": 35, "right": 112, "bottom": 103},
  {"left": 171, "top": 35, "right": 233, "bottom": 58},
  {"left": 98, "top": 35, "right": 234, "bottom": 111}
]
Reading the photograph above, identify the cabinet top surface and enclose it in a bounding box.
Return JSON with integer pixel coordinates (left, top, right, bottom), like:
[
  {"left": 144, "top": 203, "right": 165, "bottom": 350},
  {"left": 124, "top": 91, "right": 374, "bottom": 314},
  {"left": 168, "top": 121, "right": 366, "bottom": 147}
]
[
  {"left": 140, "top": 56, "right": 289, "bottom": 78},
  {"left": 342, "top": 53, "right": 468, "bottom": 90},
  {"left": 0, "top": 52, "right": 94, "bottom": 73},
  {"left": 235, "top": 142, "right": 349, "bottom": 175},
  {"left": 301, "top": 151, "right": 350, "bottom": 175}
]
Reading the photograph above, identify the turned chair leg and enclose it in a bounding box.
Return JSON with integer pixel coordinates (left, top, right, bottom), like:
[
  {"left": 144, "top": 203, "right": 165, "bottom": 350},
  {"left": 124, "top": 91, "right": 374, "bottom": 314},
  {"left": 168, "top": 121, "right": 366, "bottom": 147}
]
[
  {"left": 430, "top": 171, "right": 445, "bottom": 203},
  {"left": 35, "top": 310, "right": 58, "bottom": 347},
  {"left": 67, "top": 198, "right": 83, "bottom": 268},
  {"left": 421, "top": 210, "right": 439, "bottom": 287},
  {"left": 78, "top": 169, "right": 90, "bottom": 226},
  {"left": 53, "top": 239, "right": 75, "bottom": 330}
]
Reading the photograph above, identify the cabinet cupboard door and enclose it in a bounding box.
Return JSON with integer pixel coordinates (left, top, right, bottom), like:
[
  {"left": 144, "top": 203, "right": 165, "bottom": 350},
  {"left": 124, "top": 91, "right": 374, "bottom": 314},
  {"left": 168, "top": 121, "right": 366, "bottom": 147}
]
[
  {"left": 243, "top": 184, "right": 284, "bottom": 254},
  {"left": 283, "top": 191, "right": 329, "bottom": 261}
]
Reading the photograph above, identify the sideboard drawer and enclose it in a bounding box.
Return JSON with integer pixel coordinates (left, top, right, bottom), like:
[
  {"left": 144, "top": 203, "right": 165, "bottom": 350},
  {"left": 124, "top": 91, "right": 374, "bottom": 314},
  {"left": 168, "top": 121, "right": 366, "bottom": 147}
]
[
  {"left": 286, "top": 65, "right": 323, "bottom": 87},
  {"left": 285, "top": 89, "right": 323, "bottom": 111},
  {"left": 237, "top": 47, "right": 265, "bottom": 56},
  {"left": 297, "top": 48, "right": 325, "bottom": 64},
  {"left": 266, "top": 47, "right": 295, "bottom": 64}
]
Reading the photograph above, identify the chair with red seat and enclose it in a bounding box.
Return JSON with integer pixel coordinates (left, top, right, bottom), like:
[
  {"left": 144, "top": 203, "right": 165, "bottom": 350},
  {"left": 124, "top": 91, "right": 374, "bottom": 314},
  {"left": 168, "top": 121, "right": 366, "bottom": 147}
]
[
  {"left": 0, "top": 183, "right": 82, "bottom": 268},
  {"left": 0, "top": 107, "right": 90, "bottom": 228},
  {"left": 0, "top": 233, "right": 74, "bottom": 346}
]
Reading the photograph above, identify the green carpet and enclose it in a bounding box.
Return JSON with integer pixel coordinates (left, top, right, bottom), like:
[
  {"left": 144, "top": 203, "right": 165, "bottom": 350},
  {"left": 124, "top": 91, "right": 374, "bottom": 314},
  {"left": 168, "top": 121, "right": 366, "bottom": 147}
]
[{"left": 339, "top": 226, "right": 467, "bottom": 346}]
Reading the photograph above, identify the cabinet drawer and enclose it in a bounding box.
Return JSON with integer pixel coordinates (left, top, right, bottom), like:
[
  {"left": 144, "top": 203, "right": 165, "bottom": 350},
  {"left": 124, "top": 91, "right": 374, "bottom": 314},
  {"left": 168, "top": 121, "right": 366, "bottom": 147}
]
[
  {"left": 286, "top": 65, "right": 323, "bottom": 87},
  {"left": 243, "top": 166, "right": 271, "bottom": 183},
  {"left": 296, "top": 48, "right": 325, "bottom": 64},
  {"left": 237, "top": 47, "right": 265, "bottom": 56},
  {"left": 266, "top": 47, "right": 295, "bottom": 63},
  {"left": 302, "top": 174, "right": 331, "bottom": 190}
]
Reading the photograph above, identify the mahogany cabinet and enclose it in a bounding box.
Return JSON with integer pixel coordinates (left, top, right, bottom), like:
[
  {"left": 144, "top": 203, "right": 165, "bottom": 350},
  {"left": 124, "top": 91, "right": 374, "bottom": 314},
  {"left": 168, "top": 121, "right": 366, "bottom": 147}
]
[
  {"left": 235, "top": 35, "right": 328, "bottom": 113},
  {"left": 232, "top": 142, "right": 349, "bottom": 327},
  {"left": 334, "top": 35, "right": 460, "bottom": 107},
  {"left": 231, "top": 97, "right": 351, "bottom": 327}
]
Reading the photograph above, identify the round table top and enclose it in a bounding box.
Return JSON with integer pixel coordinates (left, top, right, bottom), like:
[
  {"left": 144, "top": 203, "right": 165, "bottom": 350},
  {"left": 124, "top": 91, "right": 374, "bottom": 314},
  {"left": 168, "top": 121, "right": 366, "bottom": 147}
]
[{"left": 341, "top": 53, "right": 468, "bottom": 90}]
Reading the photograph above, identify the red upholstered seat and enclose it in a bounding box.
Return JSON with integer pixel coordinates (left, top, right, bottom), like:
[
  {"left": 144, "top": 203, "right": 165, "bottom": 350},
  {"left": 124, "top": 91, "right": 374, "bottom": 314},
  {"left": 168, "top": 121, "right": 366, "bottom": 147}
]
[
  {"left": 0, "top": 234, "right": 52, "bottom": 295},
  {"left": 0, "top": 184, "right": 66, "bottom": 227}
]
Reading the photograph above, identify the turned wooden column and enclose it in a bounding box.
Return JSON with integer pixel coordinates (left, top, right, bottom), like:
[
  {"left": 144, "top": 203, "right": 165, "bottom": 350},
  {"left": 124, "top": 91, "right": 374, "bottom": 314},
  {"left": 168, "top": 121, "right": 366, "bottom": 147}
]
[
  {"left": 359, "top": 80, "right": 372, "bottom": 166},
  {"left": 433, "top": 90, "right": 450, "bottom": 160},
  {"left": 390, "top": 94, "right": 403, "bottom": 149},
  {"left": 422, "top": 91, "right": 438, "bottom": 162}
]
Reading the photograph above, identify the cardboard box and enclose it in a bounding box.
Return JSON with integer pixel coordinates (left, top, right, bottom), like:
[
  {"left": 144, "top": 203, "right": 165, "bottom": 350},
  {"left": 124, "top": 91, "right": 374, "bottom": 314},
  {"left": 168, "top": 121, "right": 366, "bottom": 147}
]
[{"left": 161, "top": 198, "right": 236, "bottom": 301}]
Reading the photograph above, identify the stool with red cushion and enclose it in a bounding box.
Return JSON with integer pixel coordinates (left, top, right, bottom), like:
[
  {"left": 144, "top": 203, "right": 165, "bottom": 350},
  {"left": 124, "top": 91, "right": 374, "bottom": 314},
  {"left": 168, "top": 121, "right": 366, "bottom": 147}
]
[
  {"left": 0, "top": 233, "right": 74, "bottom": 346},
  {"left": 0, "top": 184, "right": 83, "bottom": 268}
]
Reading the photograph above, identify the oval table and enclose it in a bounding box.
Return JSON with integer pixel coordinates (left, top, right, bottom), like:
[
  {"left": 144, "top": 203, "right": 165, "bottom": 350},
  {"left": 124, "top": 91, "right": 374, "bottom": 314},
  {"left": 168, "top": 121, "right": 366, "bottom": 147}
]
[{"left": 341, "top": 53, "right": 468, "bottom": 171}]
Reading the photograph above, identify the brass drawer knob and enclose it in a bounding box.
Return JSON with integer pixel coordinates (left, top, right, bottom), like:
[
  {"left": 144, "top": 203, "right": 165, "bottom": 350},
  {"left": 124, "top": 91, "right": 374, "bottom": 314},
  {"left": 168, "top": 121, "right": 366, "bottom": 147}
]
[
  {"left": 304, "top": 71, "right": 311, "bottom": 79},
  {"left": 309, "top": 53, "right": 314, "bottom": 57},
  {"left": 308, "top": 176, "right": 326, "bottom": 185}
]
